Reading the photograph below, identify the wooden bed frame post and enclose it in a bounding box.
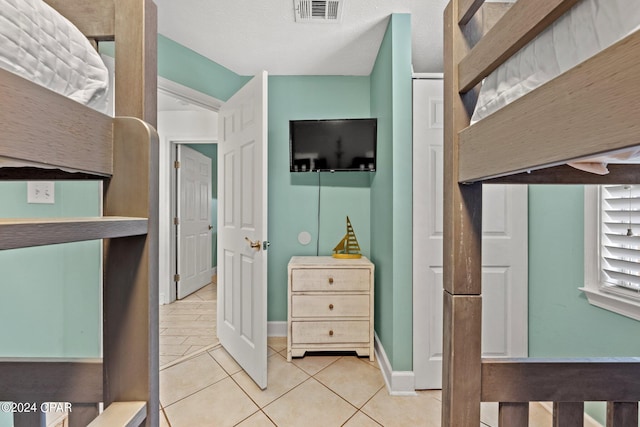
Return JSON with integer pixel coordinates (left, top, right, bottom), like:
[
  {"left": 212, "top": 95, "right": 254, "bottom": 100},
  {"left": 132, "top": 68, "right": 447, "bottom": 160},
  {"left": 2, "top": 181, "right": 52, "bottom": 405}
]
[
  {"left": 114, "top": 0, "right": 158, "bottom": 128},
  {"left": 104, "top": 2, "right": 158, "bottom": 426},
  {"left": 442, "top": 2, "right": 483, "bottom": 426}
]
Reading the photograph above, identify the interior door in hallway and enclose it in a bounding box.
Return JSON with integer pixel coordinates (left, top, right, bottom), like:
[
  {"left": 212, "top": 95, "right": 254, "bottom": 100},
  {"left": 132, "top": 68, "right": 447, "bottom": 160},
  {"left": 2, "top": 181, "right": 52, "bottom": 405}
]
[
  {"left": 217, "top": 72, "right": 269, "bottom": 389},
  {"left": 412, "top": 78, "right": 528, "bottom": 389},
  {"left": 177, "top": 144, "right": 213, "bottom": 299}
]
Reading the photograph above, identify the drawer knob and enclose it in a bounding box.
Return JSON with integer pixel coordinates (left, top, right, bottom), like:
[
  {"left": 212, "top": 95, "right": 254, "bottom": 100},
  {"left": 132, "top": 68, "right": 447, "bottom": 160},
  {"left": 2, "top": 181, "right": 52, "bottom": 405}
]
[
  {"left": 328, "top": 277, "right": 334, "bottom": 284},
  {"left": 329, "top": 304, "right": 334, "bottom": 310},
  {"left": 329, "top": 330, "right": 334, "bottom": 336}
]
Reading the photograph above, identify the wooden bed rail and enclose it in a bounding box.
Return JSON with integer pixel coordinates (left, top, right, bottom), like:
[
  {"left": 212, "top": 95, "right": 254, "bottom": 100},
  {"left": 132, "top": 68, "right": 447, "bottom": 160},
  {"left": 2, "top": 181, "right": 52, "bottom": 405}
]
[
  {"left": 0, "top": 68, "right": 113, "bottom": 176},
  {"left": 482, "top": 358, "right": 640, "bottom": 427},
  {"left": 482, "top": 357, "right": 640, "bottom": 402},
  {"left": 458, "top": 0, "right": 580, "bottom": 93},
  {"left": 458, "top": 29, "right": 640, "bottom": 183}
]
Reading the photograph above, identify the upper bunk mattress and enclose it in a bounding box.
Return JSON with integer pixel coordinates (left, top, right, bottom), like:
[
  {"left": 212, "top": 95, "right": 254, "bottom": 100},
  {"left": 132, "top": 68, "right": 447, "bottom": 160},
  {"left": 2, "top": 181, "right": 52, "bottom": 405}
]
[
  {"left": 0, "top": 0, "right": 109, "bottom": 112},
  {"left": 472, "top": 0, "right": 640, "bottom": 124}
]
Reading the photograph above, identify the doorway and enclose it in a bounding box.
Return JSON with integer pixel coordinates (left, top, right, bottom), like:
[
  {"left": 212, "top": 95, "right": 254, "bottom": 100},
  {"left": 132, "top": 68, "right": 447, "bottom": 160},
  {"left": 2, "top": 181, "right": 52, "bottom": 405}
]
[
  {"left": 157, "top": 81, "right": 221, "bottom": 304},
  {"left": 173, "top": 142, "right": 216, "bottom": 299},
  {"left": 157, "top": 82, "right": 222, "bottom": 367}
]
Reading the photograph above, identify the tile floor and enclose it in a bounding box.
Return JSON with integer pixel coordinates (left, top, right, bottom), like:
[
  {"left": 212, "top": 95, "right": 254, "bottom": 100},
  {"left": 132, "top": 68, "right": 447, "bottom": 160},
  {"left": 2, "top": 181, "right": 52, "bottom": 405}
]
[
  {"left": 159, "top": 281, "right": 219, "bottom": 368},
  {"left": 158, "top": 281, "right": 558, "bottom": 427}
]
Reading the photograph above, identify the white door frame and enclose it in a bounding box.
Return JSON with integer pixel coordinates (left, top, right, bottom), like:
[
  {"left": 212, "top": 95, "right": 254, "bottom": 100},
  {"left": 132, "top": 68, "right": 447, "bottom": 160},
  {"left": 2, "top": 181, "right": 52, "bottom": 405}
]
[
  {"left": 169, "top": 139, "right": 216, "bottom": 302},
  {"left": 158, "top": 77, "right": 222, "bottom": 305}
]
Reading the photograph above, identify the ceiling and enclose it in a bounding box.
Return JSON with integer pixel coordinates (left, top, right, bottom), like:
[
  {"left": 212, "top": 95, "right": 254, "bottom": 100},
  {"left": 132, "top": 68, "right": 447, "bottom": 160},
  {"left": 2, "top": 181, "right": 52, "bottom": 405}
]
[{"left": 153, "top": 0, "right": 449, "bottom": 76}]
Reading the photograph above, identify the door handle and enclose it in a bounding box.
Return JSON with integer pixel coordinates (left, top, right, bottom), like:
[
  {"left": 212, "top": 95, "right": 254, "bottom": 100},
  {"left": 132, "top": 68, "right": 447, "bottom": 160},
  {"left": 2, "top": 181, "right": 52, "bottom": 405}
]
[
  {"left": 209, "top": 225, "right": 213, "bottom": 230},
  {"left": 244, "top": 237, "right": 261, "bottom": 251}
]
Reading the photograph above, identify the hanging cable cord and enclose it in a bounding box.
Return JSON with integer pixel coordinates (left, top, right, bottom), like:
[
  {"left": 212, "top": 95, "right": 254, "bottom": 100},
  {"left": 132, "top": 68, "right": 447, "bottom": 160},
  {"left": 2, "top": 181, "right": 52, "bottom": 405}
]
[{"left": 317, "top": 170, "right": 321, "bottom": 256}]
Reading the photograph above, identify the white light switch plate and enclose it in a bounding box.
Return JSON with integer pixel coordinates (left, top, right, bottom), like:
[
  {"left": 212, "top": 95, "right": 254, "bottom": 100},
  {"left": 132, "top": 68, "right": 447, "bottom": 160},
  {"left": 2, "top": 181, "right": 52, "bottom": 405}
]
[{"left": 27, "top": 181, "right": 55, "bottom": 204}]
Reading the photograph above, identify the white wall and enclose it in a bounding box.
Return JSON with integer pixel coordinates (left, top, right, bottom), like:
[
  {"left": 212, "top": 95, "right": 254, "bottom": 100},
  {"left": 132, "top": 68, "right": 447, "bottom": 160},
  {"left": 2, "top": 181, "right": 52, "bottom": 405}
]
[{"left": 157, "top": 110, "right": 218, "bottom": 304}]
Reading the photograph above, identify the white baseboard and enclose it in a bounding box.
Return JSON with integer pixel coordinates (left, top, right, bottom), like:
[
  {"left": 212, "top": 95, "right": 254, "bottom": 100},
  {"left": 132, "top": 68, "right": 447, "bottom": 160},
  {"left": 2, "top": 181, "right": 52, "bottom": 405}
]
[
  {"left": 374, "top": 333, "right": 416, "bottom": 396},
  {"left": 267, "top": 321, "right": 287, "bottom": 337}
]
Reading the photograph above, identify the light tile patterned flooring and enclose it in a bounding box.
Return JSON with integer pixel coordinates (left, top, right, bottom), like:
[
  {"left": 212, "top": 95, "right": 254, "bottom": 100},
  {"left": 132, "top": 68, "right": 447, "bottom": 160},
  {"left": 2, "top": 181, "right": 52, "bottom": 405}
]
[
  {"left": 159, "top": 282, "right": 556, "bottom": 427},
  {"left": 159, "top": 282, "right": 219, "bottom": 367}
]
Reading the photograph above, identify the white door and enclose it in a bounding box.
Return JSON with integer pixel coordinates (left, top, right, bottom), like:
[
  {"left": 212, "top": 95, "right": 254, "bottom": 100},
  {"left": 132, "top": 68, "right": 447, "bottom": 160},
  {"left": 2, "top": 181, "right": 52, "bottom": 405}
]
[
  {"left": 412, "top": 78, "right": 528, "bottom": 389},
  {"left": 217, "top": 72, "right": 269, "bottom": 389},
  {"left": 177, "top": 145, "right": 213, "bottom": 299}
]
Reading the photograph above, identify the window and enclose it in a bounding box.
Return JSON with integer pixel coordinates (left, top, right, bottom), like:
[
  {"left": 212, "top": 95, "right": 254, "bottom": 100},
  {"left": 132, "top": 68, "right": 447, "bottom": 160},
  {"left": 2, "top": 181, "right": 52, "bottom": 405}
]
[{"left": 582, "top": 186, "right": 640, "bottom": 321}]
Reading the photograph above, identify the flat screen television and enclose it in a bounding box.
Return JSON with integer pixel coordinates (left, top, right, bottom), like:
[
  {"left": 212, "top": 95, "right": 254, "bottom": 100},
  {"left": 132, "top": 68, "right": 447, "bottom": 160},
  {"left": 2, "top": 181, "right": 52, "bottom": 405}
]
[{"left": 289, "top": 118, "right": 377, "bottom": 172}]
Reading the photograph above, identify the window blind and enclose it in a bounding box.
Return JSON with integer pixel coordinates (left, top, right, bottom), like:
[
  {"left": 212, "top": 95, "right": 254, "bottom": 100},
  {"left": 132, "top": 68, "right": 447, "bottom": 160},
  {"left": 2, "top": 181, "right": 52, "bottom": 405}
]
[{"left": 601, "top": 185, "right": 640, "bottom": 292}]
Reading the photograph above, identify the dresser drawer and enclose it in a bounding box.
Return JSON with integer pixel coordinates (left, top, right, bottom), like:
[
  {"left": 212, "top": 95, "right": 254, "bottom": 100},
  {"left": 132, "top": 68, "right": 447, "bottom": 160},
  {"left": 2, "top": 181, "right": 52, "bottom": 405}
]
[
  {"left": 291, "top": 268, "right": 370, "bottom": 292},
  {"left": 291, "top": 321, "right": 370, "bottom": 344},
  {"left": 291, "top": 295, "right": 369, "bottom": 318}
]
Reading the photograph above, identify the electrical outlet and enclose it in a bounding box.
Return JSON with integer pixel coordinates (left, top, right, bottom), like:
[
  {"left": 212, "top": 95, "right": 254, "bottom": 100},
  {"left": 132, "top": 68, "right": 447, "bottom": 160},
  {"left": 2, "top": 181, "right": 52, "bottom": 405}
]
[{"left": 27, "top": 182, "right": 55, "bottom": 204}]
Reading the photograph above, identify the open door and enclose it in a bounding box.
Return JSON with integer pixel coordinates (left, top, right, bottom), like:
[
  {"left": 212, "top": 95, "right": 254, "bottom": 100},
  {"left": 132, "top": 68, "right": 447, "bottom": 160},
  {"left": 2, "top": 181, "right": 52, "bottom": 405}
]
[
  {"left": 176, "top": 144, "right": 213, "bottom": 299},
  {"left": 217, "top": 72, "right": 269, "bottom": 389}
]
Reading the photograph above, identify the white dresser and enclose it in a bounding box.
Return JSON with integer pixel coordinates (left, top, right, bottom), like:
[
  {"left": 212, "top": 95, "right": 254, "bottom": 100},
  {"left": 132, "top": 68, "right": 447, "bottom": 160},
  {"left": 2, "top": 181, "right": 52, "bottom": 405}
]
[{"left": 287, "top": 256, "right": 375, "bottom": 361}]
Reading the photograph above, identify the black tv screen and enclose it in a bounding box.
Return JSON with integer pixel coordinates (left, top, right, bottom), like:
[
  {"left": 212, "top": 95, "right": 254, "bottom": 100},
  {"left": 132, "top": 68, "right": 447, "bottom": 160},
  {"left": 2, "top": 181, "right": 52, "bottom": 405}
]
[{"left": 289, "top": 118, "right": 377, "bottom": 172}]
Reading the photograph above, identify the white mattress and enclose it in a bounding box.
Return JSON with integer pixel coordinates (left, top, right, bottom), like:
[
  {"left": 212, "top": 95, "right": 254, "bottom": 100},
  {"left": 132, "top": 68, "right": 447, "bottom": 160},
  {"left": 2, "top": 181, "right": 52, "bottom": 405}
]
[
  {"left": 471, "top": 0, "right": 640, "bottom": 173},
  {"left": 0, "top": 0, "right": 109, "bottom": 112}
]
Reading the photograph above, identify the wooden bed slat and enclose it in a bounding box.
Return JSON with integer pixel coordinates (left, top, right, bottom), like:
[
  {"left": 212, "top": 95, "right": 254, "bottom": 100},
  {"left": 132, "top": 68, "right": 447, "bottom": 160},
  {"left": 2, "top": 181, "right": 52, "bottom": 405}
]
[
  {"left": 0, "top": 217, "right": 148, "bottom": 250},
  {"left": 0, "top": 359, "right": 102, "bottom": 403},
  {"left": 481, "top": 358, "right": 640, "bottom": 403},
  {"left": 44, "top": 0, "right": 115, "bottom": 40},
  {"left": 458, "top": 30, "right": 640, "bottom": 183},
  {"left": 458, "top": 0, "right": 580, "bottom": 93},
  {"left": 0, "top": 68, "right": 113, "bottom": 177}
]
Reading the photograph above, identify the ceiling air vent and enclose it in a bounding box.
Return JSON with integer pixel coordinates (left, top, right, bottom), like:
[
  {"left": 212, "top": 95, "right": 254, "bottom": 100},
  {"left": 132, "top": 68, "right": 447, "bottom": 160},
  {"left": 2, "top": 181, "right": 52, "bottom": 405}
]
[{"left": 294, "top": 0, "right": 343, "bottom": 23}]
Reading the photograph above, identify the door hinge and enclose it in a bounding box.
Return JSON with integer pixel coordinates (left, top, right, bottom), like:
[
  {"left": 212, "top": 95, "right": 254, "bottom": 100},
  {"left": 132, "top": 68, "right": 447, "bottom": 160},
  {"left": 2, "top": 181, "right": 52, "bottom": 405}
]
[
  {"left": 174, "top": 274, "right": 180, "bottom": 282},
  {"left": 174, "top": 160, "right": 181, "bottom": 169},
  {"left": 174, "top": 217, "right": 180, "bottom": 225}
]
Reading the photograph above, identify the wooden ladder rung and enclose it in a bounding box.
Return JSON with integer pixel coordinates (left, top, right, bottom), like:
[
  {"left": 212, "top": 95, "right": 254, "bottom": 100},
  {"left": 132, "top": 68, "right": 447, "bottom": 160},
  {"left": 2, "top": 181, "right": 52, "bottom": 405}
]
[
  {"left": 0, "top": 216, "right": 148, "bottom": 250},
  {"left": 87, "top": 401, "right": 147, "bottom": 427}
]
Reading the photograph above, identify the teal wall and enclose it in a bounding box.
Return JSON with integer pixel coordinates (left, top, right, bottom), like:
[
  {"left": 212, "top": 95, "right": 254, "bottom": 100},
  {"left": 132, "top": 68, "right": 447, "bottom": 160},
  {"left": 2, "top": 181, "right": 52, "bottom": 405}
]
[
  {"left": 369, "top": 14, "right": 414, "bottom": 371},
  {"left": 0, "top": 182, "right": 101, "bottom": 358},
  {"left": 100, "top": 35, "right": 250, "bottom": 101},
  {"left": 187, "top": 144, "right": 218, "bottom": 268},
  {"left": 267, "top": 76, "right": 372, "bottom": 321},
  {"left": 528, "top": 185, "right": 640, "bottom": 424},
  {"left": 151, "top": 30, "right": 416, "bottom": 373},
  {"left": 157, "top": 35, "right": 250, "bottom": 101}
]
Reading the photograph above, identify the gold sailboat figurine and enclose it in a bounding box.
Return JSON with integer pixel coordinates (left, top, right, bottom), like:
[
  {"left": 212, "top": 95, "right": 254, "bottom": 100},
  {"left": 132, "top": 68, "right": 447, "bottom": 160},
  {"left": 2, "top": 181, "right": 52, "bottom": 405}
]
[{"left": 332, "top": 216, "right": 362, "bottom": 259}]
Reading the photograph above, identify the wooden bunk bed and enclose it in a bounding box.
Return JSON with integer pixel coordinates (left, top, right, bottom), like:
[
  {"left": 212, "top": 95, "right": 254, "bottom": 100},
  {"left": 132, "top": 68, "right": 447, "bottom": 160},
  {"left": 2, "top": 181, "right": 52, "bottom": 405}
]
[
  {"left": 443, "top": 0, "right": 640, "bottom": 426},
  {"left": 0, "top": 1, "right": 158, "bottom": 426}
]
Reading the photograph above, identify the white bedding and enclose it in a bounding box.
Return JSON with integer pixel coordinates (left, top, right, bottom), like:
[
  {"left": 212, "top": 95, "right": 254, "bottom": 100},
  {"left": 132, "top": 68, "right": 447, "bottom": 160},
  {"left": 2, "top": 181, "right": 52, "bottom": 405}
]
[
  {"left": 0, "top": 0, "right": 109, "bottom": 112},
  {"left": 471, "top": 0, "right": 640, "bottom": 173}
]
